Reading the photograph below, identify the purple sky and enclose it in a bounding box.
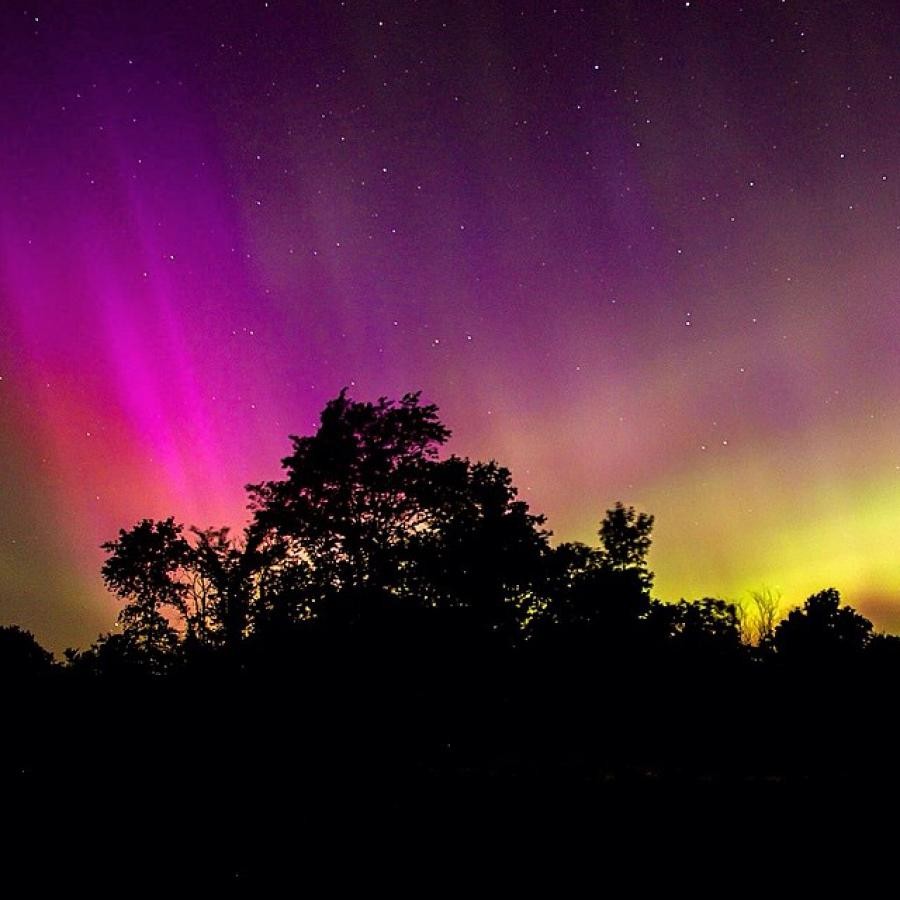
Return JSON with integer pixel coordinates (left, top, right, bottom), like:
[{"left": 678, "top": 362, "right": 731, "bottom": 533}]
[{"left": 2, "top": 1, "right": 900, "bottom": 650}]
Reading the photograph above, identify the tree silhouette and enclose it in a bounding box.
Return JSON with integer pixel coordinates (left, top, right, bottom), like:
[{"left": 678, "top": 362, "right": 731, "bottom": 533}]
[
  {"left": 0, "top": 625, "right": 55, "bottom": 678},
  {"left": 101, "top": 517, "right": 192, "bottom": 665},
  {"left": 647, "top": 597, "right": 744, "bottom": 658},
  {"left": 533, "top": 504, "right": 655, "bottom": 646},
  {"left": 598, "top": 501, "right": 654, "bottom": 589},
  {"left": 189, "top": 526, "right": 251, "bottom": 649},
  {"left": 246, "top": 390, "right": 451, "bottom": 623},
  {"left": 101, "top": 515, "right": 254, "bottom": 659},
  {"left": 773, "top": 587, "right": 873, "bottom": 662},
  {"left": 747, "top": 587, "right": 781, "bottom": 649},
  {"left": 64, "top": 630, "right": 160, "bottom": 677},
  {"left": 406, "top": 457, "right": 549, "bottom": 633}
]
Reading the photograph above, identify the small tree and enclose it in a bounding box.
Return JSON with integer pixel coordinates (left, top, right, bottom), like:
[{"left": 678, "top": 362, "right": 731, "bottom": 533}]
[
  {"left": 101, "top": 517, "right": 192, "bottom": 661},
  {"left": 747, "top": 587, "right": 781, "bottom": 647},
  {"left": 598, "top": 501, "right": 654, "bottom": 590},
  {"left": 538, "top": 503, "right": 655, "bottom": 637},
  {"left": 190, "top": 526, "right": 251, "bottom": 649}
]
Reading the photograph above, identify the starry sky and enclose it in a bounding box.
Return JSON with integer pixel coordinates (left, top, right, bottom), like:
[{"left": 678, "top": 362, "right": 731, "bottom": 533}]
[{"left": 2, "top": 0, "right": 900, "bottom": 651}]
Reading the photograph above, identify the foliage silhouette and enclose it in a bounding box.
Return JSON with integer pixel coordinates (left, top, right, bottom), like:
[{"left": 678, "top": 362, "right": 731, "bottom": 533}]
[
  {"left": 747, "top": 586, "right": 782, "bottom": 649},
  {"left": 3, "top": 388, "right": 899, "bottom": 885},
  {"left": 773, "top": 587, "right": 873, "bottom": 663},
  {"left": 598, "top": 501, "right": 654, "bottom": 588},
  {"left": 101, "top": 516, "right": 190, "bottom": 664},
  {"left": 0, "top": 625, "right": 55, "bottom": 679},
  {"left": 246, "top": 390, "right": 450, "bottom": 612}
]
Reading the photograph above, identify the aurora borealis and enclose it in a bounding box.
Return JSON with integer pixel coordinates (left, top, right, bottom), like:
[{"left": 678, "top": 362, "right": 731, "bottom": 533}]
[{"left": 2, "top": 1, "right": 900, "bottom": 650}]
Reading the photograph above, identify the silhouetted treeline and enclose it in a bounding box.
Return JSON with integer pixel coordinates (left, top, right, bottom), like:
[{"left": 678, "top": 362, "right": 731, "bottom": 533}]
[{"left": 4, "top": 390, "right": 900, "bottom": 885}]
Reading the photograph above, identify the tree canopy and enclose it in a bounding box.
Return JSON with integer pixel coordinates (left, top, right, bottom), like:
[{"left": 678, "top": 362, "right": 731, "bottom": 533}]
[{"left": 84, "top": 389, "right": 887, "bottom": 679}]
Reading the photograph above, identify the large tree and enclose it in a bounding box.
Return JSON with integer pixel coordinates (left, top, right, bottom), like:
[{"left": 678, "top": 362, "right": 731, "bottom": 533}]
[
  {"left": 246, "top": 390, "right": 451, "bottom": 618},
  {"left": 246, "top": 390, "right": 552, "bottom": 633}
]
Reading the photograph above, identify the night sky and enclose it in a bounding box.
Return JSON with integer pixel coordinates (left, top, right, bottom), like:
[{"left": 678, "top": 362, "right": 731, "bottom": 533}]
[{"left": 2, "top": 1, "right": 899, "bottom": 651}]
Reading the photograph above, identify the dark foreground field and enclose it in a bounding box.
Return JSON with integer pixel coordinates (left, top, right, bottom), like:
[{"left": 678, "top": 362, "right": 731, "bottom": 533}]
[{"left": 5, "top": 658, "right": 898, "bottom": 890}]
